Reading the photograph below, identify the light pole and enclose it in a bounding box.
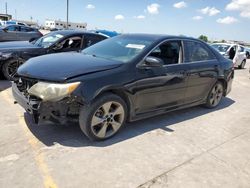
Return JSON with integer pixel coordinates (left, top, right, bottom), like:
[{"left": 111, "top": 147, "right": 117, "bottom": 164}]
[
  {"left": 66, "top": 0, "right": 69, "bottom": 29},
  {"left": 5, "top": 2, "right": 8, "bottom": 14}
]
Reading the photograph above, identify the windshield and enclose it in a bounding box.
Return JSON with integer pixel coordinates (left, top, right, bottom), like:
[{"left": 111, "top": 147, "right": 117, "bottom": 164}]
[
  {"left": 82, "top": 35, "right": 154, "bottom": 63},
  {"left": 211, "top": 44, "right": 231, "bottom": 53},
  {"left": 33, "top": 32, "right": 64, "bottom": 48}
]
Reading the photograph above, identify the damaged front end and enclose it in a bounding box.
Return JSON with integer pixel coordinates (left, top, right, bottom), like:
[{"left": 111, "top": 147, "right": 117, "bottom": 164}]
[{"left": 12, "top": 77, "right": 83, "bottom": 125}]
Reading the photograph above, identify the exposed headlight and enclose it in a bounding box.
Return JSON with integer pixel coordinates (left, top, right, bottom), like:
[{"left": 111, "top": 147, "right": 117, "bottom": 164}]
[{"left": 28, "top": 82, "right": 81, "bottom": 102}]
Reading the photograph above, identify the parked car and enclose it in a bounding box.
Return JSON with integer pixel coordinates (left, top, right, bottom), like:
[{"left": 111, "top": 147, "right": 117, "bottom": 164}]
[
  {"left": 12, "top": 34, "right": 234, "bottom": 141},
  {"left": 0, "top": 24, "right": 43, "bottom": 42},
  {"left": 0, "top": 30, "right": 108, "bottom": 80},
  {"left": 244, "top": 47, "right": 250, "bottom": 59},
  {"left": 211, "top": 43, "right": 246, "bottom": 69},
  {"left": 0, "top": 20, "right": 28, "bottom": 26}
]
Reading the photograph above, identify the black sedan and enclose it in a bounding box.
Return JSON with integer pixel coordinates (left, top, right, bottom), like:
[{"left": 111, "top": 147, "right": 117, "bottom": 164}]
[
  {"left": 0, "top": 24, "right": 43, "bottom": 42},
  {"left": 12, "top": 34, "right": 234, "bottom": 141},
  {"left": 0, "top": 30, "right": 107, "bottom": 79}
]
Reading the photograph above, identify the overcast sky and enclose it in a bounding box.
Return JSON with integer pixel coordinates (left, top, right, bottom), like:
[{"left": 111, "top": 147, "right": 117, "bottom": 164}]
[{"left": 1, "top": 0, "right": 250, "bottom": 42}]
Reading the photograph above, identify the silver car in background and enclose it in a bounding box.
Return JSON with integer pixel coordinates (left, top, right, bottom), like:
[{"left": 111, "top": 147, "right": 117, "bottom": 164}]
[
  {"left": 0, "top": 24, "right": 43, "bottom": 42},
  {"left": 211, "top": 43, "right": 247, "bottom": 69}
]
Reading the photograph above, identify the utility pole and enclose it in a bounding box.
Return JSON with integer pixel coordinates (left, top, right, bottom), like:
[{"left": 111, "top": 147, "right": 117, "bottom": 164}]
[
  {"left": 66, "top": 0, "right": 69, "bottom": 29},
  {"left": 15, "top": 9, "right": 17, "bottom": 20},
  {"left": 5, "top": 2, "right": 8, "bottom": 14}
]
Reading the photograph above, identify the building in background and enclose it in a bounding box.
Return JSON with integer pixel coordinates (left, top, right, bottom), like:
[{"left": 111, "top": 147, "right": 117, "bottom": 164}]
[
  {"left": 44, "top": 19, "right": 87, "bottom": 30},
  {"left": 0, "top": 13, "right": 12, "bottom": 21}
]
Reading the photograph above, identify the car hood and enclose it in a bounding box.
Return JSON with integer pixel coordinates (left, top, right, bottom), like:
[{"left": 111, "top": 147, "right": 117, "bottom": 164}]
[
  {"left": 18, "top": 53, "right": 123, "bottom": 82},
  {"left": 0, "top": 41, "right": 40, "bottom": 51}
]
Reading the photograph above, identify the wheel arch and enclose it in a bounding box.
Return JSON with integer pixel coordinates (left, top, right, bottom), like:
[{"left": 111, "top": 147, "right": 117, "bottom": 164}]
[
  {"left": 92, "top": 88, "right": 133, "bottom": 120},
  {"left": 217, "top": 78, "right": 227, "bottom": 96}
]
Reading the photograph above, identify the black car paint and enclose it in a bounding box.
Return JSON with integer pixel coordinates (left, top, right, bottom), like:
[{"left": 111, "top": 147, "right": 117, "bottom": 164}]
[
  {"left": 12, "top": 34, "right": 234, "bottom": 124},
  {"left": 0, "top": 30, "right": 108, "bottom": 77}
]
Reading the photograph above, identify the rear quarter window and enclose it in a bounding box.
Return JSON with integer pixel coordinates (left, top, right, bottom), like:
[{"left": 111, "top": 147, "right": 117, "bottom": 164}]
[{"left": 184, "top": 40, "right": 216, "bottom": 63}]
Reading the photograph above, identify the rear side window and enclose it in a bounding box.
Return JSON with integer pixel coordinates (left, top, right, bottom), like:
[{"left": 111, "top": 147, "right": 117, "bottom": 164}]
[
  {"left": 184, "top": 41, "right": 215, "bottom": 62},
  {"left": 85, "top": 34, "right": 107, "bottom": 47},
  {"left": 20, "top": 26, "right": 29, "bottom": 32},
  {"left": 239, "top": 46, "right": 244, "bottom": 52}
]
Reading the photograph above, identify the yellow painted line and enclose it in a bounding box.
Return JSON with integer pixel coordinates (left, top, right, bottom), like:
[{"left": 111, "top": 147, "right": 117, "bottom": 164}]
[{"left": 1, "top": 90, "right": 58, "bottom": 188}]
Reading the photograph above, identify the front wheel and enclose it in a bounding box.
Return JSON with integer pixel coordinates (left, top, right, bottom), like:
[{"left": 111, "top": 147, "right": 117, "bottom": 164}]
[
  {"left": 204, "top": 82, "right": 224, "bottom": 108},
  {"left": 2, "top": 59, "right": 24, "bottom": 80},
  {"left": 79, "top": 93, "right": 127, "bottom": 141}
]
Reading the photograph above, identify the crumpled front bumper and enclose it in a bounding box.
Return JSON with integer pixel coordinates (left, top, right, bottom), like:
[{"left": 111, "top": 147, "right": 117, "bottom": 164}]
[
  {"left": 12, "top": 82, "right": 41, "bottom": 123},
  {"left": 12, "top": 82, "right": 82, "bottom": 124}
]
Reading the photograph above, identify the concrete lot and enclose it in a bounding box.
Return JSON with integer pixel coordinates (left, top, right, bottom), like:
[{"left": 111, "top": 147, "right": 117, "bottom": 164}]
[{"left": 0, "top": 60, "right": 250, "bottom": 188}]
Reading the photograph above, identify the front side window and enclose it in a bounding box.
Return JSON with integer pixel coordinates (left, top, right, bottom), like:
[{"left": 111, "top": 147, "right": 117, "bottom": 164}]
[
  {"left": 184, "top": 41, "right": 215, "bottom": 62},
  {"left": 6, "top": 25, "right": 19, "bottom": 32},
  {"left": 148, "top": 41, "right": 181, "bottom": 65},
  {"left": 82, "top": 36, "right": 154, "bottom": 63},
  {"left": 55, "top": 36, "right": 82, "bottom": 50}
]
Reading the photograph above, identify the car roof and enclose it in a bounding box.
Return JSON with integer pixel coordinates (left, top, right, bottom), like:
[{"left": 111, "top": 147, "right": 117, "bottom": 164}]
[
  {"left": 52, "top": 30, "right": 104, "bottom": 36},
  {"left": 1, "top": 24, "right": 34, "bottom": 28},
  {"left": 212, "top": 43, "right": 236, "bottom": 46},
  {"left": 48, "top": 30, "right": 108, "bottom": 36},
  {"left": 118, "top": 33, "right": 198, "bottom": 42}
]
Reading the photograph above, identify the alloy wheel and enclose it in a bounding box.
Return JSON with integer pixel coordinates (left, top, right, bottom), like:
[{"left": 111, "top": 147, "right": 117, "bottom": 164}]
[
  {"left": 90, "top": 101, "right": 125, "bottom": 139},
  {"left": 5, "top": 60, "right": 23, "bottom": 80},
  {"left": 209, "top": 83, "right": 223, "bottom": 107}
]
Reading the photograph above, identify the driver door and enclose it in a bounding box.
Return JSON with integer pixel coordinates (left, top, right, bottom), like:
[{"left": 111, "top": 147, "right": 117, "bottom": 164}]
[
  {"left": 3, "top": 25, "right": 19, "bottom": 41},
  {"left": 134, "top": 40, "right": 189, "bottom": 114}
]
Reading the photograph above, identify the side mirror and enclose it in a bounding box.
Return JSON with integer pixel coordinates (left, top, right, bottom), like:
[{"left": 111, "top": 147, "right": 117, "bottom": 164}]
[{"left": 143, "top": 56, "right": 164, "bottom": 67}]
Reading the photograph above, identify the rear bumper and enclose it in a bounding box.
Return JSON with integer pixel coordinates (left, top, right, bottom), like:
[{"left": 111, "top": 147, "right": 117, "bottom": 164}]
[{"left": 12, "top": 83, "right": 81, "bottom": 124}]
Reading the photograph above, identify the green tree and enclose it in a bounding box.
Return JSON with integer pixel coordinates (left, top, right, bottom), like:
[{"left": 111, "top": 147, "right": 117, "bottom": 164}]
[{"left": 198, "top": 35, "right": 208, "bottom": 42}]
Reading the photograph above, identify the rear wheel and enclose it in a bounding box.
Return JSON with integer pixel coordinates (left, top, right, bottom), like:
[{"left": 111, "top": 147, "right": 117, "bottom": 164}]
[
  {"left": 239, "top": 59, "right": 246, "bottom": 69},
  {"left": 204, "top": 82, "right": 224, "bottom": 108},
  {"left": 2, "top": 59, "right": 24, "bottom": 80},
  {"left": 79, "top": 93, "right": 127, "bottom": 141}
]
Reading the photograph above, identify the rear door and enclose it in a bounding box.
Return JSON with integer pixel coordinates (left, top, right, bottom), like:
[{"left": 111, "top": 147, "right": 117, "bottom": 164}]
[
  {"left": 237, "top": 46, "right": 246, "bottom": 62},
  {"left": 183, "top": 40, "right": 219, "bottom": 104},
  {"left": 19, "top": 26, "right": 31, "bottom": 41}
]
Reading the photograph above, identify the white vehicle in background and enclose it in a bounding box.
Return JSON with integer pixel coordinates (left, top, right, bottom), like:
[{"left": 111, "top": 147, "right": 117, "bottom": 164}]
[
  {"left": 0, "top": 20, "right": 27, "bottom": 26},
  {"left": 211, "top": 43, "right": 247, "bottom": 69}
]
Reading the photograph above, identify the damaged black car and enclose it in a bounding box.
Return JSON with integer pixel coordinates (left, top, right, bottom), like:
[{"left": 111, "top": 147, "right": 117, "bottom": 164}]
[
  {"left": 12, "top": 34, "right": 234, "bottom": 141},
  {"left": 0, "top": 30, "right": 107, "bottom": 80}
]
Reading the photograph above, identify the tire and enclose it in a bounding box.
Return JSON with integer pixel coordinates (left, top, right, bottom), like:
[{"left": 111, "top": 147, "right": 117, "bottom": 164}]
[
  {"left": 239, "top": 59, "right": 246, "bottom": 69},
  {"left": 79, "top": 93, "right": 128, "bottom": 141},
  {"left": 2, "top": 59, "right": 24, "bottom": 80},
  {"left": 204, "top": 81, "right": 224, "bottom": 108}
]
